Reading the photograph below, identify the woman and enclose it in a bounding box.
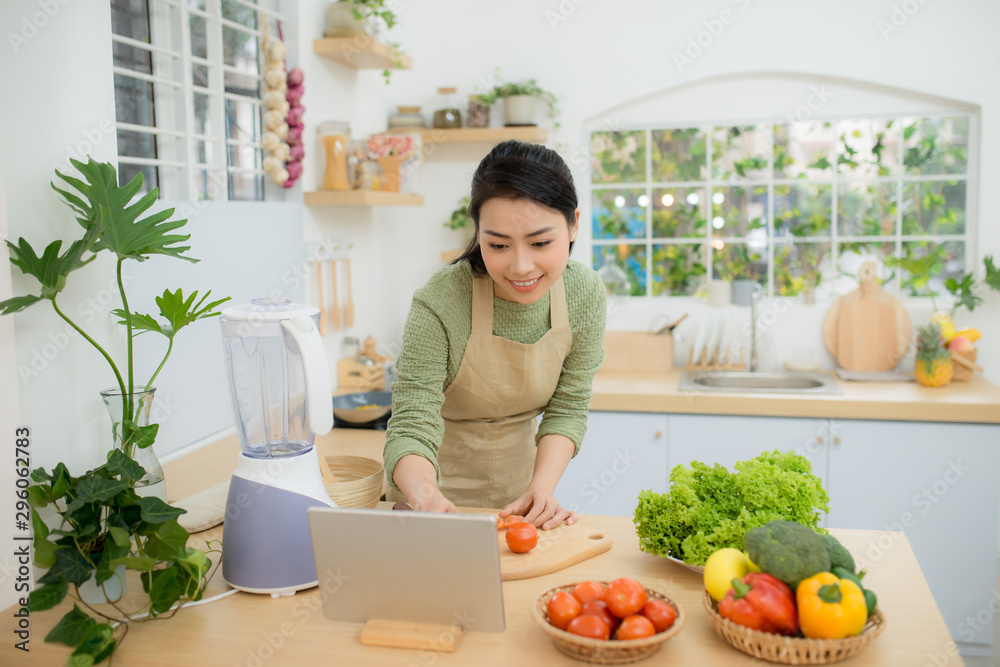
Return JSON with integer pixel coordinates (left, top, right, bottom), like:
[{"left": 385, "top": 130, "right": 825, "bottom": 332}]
[{"left": 384, "top": 140, "right": 606, "bottom": 530}]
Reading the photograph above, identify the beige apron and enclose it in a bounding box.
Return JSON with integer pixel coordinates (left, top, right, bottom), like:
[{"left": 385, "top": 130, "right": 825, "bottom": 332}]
[{"left": 393, "top": 272, "right": 573, "bottom": 509}]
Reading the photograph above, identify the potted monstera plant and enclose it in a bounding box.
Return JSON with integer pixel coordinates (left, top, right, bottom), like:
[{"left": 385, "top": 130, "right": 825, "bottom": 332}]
[{"left": 1, "top": 158, "right": 228, "bottom": 664}]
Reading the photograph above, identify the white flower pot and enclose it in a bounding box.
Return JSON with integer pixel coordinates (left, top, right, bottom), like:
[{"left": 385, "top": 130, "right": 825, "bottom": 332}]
[
  {"left": 79, "top": 564, "right": 126, "bottom": 604},
  {"left": 324, "top": 1, "right": 363, "bottom": 37},
  {"left": 503, "top": 95, "right": 537, "bottom": 126}
]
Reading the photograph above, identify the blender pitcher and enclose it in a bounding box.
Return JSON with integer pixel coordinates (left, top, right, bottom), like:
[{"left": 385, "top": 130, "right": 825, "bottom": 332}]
[{"left": 219, "top": 298, "right": 336, "bottom": 596}]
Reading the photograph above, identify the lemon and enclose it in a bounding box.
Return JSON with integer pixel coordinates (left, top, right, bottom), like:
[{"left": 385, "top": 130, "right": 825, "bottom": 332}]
[
  {"left": 931, "top": 312, "right": 955, "bottom": 343},
  {"left": 703, "top": 548, "right": 751, "bottom": 601}
]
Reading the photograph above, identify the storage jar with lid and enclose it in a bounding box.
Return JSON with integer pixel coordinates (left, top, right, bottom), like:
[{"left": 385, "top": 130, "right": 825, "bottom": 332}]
[
  {"left": 432, "top": 87, "right": 462, "bottom": 129},
  {"left": 317, "top": 121, "right": 351, "bottom": 191}
]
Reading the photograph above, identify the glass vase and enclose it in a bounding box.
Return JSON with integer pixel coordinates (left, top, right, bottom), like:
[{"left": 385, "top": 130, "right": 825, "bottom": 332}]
[{"left": 100, "top": 386, "right": 167, "bottom": 502}]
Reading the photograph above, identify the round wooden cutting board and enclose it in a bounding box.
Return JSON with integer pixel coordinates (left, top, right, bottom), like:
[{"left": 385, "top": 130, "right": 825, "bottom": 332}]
[{"left": 823, "top": 261, "right": 912, "bottom": 371}]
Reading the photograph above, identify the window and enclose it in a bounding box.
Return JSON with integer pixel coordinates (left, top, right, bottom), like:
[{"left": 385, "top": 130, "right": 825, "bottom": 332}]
[
  {"left": 589, "top": 115, "right": 971, "bottom": 301},
  {"left": 110, "top": 0, "right": 291, "bottom": 200}
]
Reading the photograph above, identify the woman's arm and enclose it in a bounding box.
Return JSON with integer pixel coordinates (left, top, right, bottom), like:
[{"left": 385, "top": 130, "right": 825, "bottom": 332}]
[{"left": 392, "top": 454, "right": 458, "bottom": 513}]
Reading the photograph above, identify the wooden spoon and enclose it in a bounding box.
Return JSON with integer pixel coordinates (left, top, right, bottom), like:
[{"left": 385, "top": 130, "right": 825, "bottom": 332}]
[
  {"left": 316, "top": 262, "right": 328, "bottom": 337},
  {"left": 330, "top": 259, "right": 342, "bottom": 332},
  {"left": 317, "top": 446, "right": 341, "bottom": 484},
  {"left": 343, "top": 257, "right": 355, "bottom": 328}
]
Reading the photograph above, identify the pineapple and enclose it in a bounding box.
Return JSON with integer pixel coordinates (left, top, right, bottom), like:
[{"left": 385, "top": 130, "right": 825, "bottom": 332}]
[{"left": 915, "top": 321, "right": 953, "bottom": 387}]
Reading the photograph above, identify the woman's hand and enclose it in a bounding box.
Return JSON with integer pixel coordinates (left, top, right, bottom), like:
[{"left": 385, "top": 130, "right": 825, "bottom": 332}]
[
  {"left": 393, "top": 454, "right": 459, "bottom": 514},
  {"left": 501, "top": 489, "right": 576, "bottom": 530},
  {"left": 409, "top": 488, "right": 459, "bottom": 514}
]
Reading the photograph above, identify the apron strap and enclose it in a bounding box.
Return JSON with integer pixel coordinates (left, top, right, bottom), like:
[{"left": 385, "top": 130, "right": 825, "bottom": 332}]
[
  {"left": 471, "top": 273, "right": 569, "bottom": 335},
  {"left": 471, "top": 273, "right": 495, "bottom": 335}
]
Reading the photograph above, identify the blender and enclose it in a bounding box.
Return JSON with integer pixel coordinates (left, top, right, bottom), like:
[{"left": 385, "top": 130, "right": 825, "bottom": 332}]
[{"left": 219, "top": 298, "right": 335, "bottom": 596}]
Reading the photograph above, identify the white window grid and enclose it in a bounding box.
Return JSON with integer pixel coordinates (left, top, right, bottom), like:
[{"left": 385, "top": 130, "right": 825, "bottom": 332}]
[
  {"left": 588, "top": 111, "right": 976, "bottom": 301},
  {"left": 111, "top": 0, "right": 292, "bottom": 200}
]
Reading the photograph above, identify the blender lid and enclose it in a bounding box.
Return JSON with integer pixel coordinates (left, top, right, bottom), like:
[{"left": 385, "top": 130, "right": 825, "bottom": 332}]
[{"left": 221, "top": 297, "right": 320, "bottom": 322}]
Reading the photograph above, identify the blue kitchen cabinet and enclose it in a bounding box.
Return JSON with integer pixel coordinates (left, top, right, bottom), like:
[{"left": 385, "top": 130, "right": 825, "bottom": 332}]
[
  {"left": 556, "top": 411, "right": 668, "bottom": 517},
  {"left": 825, "top": 418, "right": 1000, "bottom": 657}
]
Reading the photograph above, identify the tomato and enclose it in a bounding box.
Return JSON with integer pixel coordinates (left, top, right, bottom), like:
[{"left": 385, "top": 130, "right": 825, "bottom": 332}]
[
  {"left": 604, "top": 578, "right": 647, "bottom": 619},
  {"left": 546, "top": 592, "right": 581, "bottom": 630},
  {"left": 572, "top": 580, "right": 607, "bottom": 605},
  {"left": 566, "top": 613, "right": 611, "bottom": 640},
  {"left": 641, "top": 599, "right": 677, "bottom": 633},
  {"left": 580, "top": 600, "right": 618, "bottom": 632},
  {"left": 496, "top": 515, "right": 524, "bottom": 531},
  {"left": 615, "top": 614, "right": 656, "bottom": 640},
  {"left": 505, "top": 521, "right": 538, "bottom": 553}
]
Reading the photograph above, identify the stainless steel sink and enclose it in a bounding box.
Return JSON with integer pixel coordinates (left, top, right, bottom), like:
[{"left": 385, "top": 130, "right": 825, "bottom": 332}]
[{"left": 678, "top": 370, "right": 842, "bottom": 395}]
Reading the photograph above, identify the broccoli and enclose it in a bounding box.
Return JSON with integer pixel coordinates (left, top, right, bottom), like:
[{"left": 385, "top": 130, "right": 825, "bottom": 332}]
[
  {"left": 821, "top": 533, "right": 856, "bottom": 573},
  {"left": 744, "top": 520, "right": 832, "bottom": 590}
]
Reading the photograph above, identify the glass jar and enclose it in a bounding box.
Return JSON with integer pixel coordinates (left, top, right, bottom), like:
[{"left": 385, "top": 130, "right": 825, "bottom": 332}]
[
  {"left": 467, "top": 95, "right": 490, "bottom": 128},
  {"left": 432, "top": 87, "right": 462, "bottom": 129},
  {"left": 317, "top": 121, "right": 351, "bottom": 191}
]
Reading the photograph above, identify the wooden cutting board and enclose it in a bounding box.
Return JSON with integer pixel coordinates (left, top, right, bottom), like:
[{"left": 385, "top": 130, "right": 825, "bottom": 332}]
[
  {"left": 499, "top": 517, "right": 613, "bottom": 581},
  {"left": 823, "top": 261, "right": 911, "bottom": 371}
]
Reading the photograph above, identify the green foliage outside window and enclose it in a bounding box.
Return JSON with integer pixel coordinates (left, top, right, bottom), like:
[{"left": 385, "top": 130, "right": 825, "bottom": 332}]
[{"left": 589, "top": 114, "right": 969, "bottom": 299}]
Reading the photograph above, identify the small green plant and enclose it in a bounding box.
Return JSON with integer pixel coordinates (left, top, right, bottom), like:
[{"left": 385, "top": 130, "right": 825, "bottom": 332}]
[
  {"left": 444, "top": 195, "right": 472, "bottom": 231},
  {"left": 943, "top": 255, "right": 1000, "bottom": 319},
  {"left": 26, "top": 459, "right": 218, "bottom": 665},
  {"left": 343, "top": 0, "right": 403, "bottom": 84},
  {"left": 471, "top": 71, "right": 560, "bottom": 124}
]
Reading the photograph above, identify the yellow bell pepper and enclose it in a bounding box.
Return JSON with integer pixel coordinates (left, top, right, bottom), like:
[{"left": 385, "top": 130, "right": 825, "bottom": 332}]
[{"left": 796, "top": 572, "right": 868, "bottom": 639}]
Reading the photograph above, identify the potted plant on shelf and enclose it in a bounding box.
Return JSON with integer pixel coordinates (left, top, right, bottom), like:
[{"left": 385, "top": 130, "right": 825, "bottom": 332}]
[
  {"left": 471, "top": 75, "right": 560, "bottom": 127},
  {"left": 1, "top": 158, "right": 228, "bottom": 664},
  {"left": 324, "top": 0, "right": 405, "bottom": 83}
]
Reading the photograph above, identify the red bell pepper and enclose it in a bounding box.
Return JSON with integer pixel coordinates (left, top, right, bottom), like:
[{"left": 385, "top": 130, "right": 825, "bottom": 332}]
[{"left": 718, "top": 572, "right": 799, "bottom": 636}]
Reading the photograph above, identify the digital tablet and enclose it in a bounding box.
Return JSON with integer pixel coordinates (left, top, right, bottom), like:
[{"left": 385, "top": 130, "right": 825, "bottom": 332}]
[{"left": 307, "top": 506, "right": 505, "bottom": 632}]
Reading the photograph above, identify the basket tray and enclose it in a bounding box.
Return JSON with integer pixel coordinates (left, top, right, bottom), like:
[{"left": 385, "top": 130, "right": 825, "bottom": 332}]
[
  {"left": 532, "top": 582, "right": 685, "bottom": 665},
  {"left": 702, "top": 591, "right": 886, "bottom": 665}
]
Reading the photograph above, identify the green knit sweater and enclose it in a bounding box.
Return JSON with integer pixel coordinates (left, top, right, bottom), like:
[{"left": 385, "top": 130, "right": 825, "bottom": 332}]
[{"left": 384, "top": 260, "right": 606, "bottom": 492}]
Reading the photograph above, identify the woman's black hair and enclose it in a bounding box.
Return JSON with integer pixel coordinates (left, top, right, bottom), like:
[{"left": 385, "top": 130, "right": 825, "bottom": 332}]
[{"left": 452, "top": 140, "right": 578, "bottom": 274}]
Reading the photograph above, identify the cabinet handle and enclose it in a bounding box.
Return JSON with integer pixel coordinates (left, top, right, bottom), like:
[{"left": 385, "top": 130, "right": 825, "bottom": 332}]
[
  {"left": 817, "top": 436, "right": 824, "bottom": 444},
  {"left": 833, "top": 437, "right": 841, "bottom": 445},
  {"left": 654, "top": 431, "right": 663, "bottom": 440}
]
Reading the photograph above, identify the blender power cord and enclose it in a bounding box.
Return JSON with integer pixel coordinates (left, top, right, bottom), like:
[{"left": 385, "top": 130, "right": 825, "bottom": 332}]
[{"left": 111, "top": 587, "right": 240, "bottom": 625}]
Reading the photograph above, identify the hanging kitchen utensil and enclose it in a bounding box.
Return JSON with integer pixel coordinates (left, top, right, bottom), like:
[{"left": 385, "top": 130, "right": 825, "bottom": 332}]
[
  {"left": 316, "top": 262, "right": 328, "bottom": 337},
  {"left": 823, "top": 261, "right": 911, "bottom": 371},
  {"left": 329, "top": 258, "right": 342, "bottom": 332},
  {"left": 343, "top": 256, "right": 355, "bottom": 328}
]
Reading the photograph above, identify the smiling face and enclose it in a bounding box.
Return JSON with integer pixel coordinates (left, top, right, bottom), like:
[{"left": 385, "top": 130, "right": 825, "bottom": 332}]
[{"left": 478, "top": 198, "right": 580, "bottom": 304}]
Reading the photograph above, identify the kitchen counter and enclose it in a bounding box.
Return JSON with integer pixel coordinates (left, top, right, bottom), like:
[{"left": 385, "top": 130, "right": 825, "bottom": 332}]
[
  {"left": 591, "top": 369, "right": 1000, "bottom": 424},
  {"left": 4, "top": 511, "right": 962, "bottom": 666}
]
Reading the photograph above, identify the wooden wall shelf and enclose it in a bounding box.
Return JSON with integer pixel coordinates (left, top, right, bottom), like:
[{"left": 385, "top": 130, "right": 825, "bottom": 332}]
[
  {"left": 304, "top": 191, "right": 424, "bottom": 206},
  {"left": 386, "top": 127, "right": 548, "bottom": 144},
  {"left": 313, "top": 36, "right": 412, "bottom": 70}
]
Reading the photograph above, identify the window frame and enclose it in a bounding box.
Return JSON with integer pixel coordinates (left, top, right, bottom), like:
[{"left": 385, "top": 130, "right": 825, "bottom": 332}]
[
  {"left": 586, "top": 110, "right": 977, "bottom": 303},
  {"left": 111, "top": 0, "right": 292, "bottom": 201}
]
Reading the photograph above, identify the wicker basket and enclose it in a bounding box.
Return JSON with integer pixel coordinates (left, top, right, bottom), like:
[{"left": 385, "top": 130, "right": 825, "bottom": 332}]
[
  {"left": 531, "top": 582, "right": 685, "bottom": 664},
  {"left": 324, "top": 456, "right": 384, "bottom": 508},
  {"left": 702, "top": 591, "right": 886, "bottom": 664}
]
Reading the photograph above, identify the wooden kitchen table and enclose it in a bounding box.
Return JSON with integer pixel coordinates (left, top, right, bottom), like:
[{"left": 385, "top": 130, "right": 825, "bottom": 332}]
[{"left": 3, "top": 510, "right": 963, "bottom": 666}]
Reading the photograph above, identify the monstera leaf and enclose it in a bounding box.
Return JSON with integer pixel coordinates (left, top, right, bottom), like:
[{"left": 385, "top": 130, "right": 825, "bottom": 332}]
[
  {"left": 112, "top": 289, "right": 229, "bottom": 340},
  {"left": 0, "top": 215, "right": 101, "bottom": 313},
  {"left": 52, "top": 158, "right": 195, "bottom": 263}
]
